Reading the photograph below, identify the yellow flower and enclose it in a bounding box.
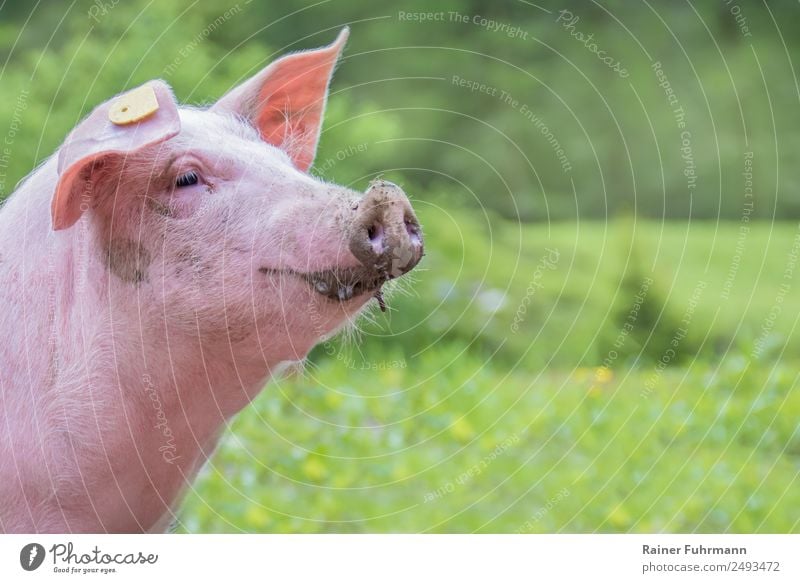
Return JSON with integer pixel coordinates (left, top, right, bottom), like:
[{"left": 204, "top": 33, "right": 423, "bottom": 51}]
[
  {"left": 450, "top": 417, "right": 476, "bottom": 442},
  {"left": 594, "top": 366, "right": 613, "bottom": 384},
  {"left": 324, "top": 389, "right": 343, "bottom": 408},
  {"left": 244, "top": 506, "right": 271, "bottom": 529},
  {"left": 302, "top": 457, "right": 328, "bottom": 481},
  {"left": 391, "top": 463, "right": 411, "bottom": 480},
  {"left": 608, "top": 504, "right": 632, "bottom": 529}
]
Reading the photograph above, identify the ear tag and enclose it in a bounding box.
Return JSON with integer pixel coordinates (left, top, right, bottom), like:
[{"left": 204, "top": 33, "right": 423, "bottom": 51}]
[{"left": 108, "top": 85, "right": 160, "bottom": 125}]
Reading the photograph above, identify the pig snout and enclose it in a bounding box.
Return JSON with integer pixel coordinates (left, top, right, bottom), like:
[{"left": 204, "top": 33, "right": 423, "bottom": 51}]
[
  {"left": 268, "top": 180, "right": 423, "bottom": 307},
  {"left": 348, "top": 180, "right": 424, "bottom": 279}
]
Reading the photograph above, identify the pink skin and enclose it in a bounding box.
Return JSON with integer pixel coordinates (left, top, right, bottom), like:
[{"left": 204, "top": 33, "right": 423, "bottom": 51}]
[{"left": 0, "top": 29, "right": 422, "bottom": 533}]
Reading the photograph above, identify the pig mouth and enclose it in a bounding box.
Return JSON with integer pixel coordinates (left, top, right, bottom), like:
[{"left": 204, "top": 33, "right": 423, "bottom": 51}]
[{"left": 259, "top": 266, "right": 388, "bottom": 307}]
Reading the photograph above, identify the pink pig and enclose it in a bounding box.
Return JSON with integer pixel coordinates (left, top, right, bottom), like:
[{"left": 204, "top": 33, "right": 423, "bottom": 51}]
[{"left": 0, "top": 29, "right": 423, "bottom": 533}]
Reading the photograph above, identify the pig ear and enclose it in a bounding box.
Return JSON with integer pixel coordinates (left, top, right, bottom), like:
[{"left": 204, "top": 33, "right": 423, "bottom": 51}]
[
  {"left": 52, "top": 80, "right": 181, "bottom": 231},
  {"left": 212, "top": 28, "right": 348, "bottom": 172}
]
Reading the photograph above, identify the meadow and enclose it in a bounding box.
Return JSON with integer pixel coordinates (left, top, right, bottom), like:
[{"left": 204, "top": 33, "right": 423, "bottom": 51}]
[{"left": 178, "top": 215, "right": 800, "bottom": 532}]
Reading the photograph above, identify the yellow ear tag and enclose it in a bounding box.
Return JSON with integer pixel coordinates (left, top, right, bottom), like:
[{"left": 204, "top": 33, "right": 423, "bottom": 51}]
[{"left": 108, "top": 85, "right": 159, "bottom": 125}]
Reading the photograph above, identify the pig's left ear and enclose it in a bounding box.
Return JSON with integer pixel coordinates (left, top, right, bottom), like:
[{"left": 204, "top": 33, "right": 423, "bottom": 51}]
[
  {"left": 52, "top": 80, "right": 180, "bottom": 231},
  {"left": 212, "top": 28, "right": 348, "bottom": 172}
]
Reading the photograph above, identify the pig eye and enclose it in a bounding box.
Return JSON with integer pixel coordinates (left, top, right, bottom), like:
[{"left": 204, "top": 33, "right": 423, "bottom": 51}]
[{"left": 175, "top": 171, "right": 199, "bottom": 188}]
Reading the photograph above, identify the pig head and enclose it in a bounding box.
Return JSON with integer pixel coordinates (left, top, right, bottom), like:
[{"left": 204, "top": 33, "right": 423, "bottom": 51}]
[{"left": 0, "top": 28, "right": 423, "bottom": 533}]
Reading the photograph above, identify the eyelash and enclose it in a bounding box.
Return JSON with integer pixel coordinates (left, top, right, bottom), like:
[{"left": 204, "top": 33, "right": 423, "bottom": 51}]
[{"left": 175, "top": 171, "right": 199, "bottom": 188}]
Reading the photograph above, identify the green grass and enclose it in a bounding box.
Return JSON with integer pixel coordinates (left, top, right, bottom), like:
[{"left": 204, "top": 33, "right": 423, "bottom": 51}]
[
  {"left": 177, "top": 350, "right": 800, "bottom": 533},
  {"left": 177, "top": 216, "right": 800, "bottom": 533}
]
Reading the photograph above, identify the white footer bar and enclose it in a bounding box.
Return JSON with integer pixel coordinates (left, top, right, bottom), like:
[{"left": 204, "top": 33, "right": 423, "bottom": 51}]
[{"left": 1, "top": 534, "right": 797, "bottom": 582}]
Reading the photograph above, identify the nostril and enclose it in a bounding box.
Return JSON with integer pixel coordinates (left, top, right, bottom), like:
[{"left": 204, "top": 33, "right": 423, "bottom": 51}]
[
  {"left": 367, "top": 222, "right": 385, "bottom": 254},
  {"left": 405, "top": 219, "right": 422, "bottom": 245}
]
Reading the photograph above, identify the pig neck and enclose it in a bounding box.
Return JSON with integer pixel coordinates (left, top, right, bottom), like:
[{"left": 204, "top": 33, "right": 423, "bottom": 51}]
[{"left": 73, "top": 250, "right": 281, "bottom": 457}]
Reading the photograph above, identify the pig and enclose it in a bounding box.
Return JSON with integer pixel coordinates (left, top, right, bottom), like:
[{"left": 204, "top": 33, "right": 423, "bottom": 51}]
[{"left": 0, "top": 28, "right": 423, "bottom": 533}]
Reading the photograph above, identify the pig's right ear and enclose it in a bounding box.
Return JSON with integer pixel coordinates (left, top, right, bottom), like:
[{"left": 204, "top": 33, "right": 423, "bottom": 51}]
[
  {"left": 211, "top": 28, "right": 348, "bottom": 172},
  {"left": 52, "top": 80, "right": 181, "bottom": 231}
]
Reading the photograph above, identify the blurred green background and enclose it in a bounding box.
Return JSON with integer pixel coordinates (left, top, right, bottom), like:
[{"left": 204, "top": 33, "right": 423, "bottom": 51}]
[{"left": 1, "top": 0, "right": 799, "bottom": 532}]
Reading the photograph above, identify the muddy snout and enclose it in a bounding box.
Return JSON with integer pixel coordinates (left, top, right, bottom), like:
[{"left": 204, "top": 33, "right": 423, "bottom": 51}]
[{"left": 348, "top": 180, "right": 424, "bottom": 280}]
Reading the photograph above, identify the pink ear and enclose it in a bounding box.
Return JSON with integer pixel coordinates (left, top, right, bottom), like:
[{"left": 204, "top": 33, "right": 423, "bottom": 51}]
[
  {"left": 212, "top": 28, "right": 349, "bottom": 172},
  {"left": 52, "top": 80, "right": 180, "bottom": 231}
]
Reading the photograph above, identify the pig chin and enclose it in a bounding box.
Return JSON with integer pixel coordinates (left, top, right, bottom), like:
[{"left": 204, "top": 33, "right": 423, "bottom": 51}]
[{"left": 259, "top": 265, "right": 385, "bottom": 309}]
